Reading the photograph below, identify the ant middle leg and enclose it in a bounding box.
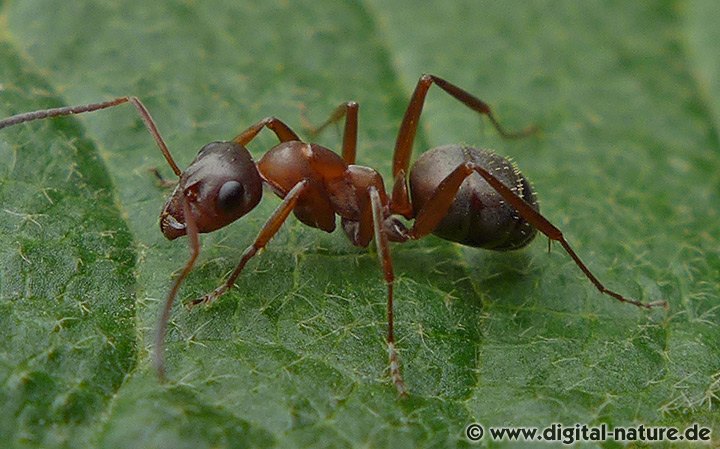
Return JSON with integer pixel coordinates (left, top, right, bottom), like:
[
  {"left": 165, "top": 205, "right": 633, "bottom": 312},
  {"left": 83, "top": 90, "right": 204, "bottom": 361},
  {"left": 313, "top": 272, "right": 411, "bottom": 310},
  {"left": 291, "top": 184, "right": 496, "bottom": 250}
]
[
  {"left": 233, "top": 116, "right": 301, "bottom": 146},
  {"left": 303, "top": 101, "right": 359, "bottom": 164},
  {"left": 389, "top": 75, "right": 536, "bottom": 218},
  {"left": 368, "top": 186, "right": 407, "bottom": 396},
  {"left": 392, "top": 74, "right": 537, "bottom": 179}
]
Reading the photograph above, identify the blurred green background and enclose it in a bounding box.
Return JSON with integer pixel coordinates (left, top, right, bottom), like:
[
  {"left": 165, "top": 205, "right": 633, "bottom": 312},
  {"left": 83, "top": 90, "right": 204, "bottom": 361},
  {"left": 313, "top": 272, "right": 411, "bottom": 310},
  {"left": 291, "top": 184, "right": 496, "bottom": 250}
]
[{"left": 0, "top": 0, "right": 718, "bottom": 448}]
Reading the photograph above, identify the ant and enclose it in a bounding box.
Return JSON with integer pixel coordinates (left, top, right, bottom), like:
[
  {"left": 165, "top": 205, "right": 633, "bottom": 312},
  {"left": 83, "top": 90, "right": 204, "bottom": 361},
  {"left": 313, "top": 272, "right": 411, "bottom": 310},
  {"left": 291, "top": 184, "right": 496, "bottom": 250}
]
[{"left": 0, "top": 74, "right": 666, "bottom": 396}]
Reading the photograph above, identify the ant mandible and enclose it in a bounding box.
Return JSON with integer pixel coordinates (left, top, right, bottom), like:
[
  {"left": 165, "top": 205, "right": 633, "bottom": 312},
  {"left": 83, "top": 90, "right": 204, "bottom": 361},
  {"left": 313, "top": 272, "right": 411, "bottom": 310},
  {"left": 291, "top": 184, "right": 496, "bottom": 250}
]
[{"left": 0, "top": 74, "right": 666, "bottom": 396}]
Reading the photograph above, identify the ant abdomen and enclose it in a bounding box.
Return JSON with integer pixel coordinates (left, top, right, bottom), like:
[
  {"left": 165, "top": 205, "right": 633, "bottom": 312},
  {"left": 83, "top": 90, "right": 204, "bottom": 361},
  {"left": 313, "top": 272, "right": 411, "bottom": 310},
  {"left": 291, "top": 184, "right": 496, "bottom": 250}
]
[{"left": 409, "top": 144, "right": 538, "bottom": 250}]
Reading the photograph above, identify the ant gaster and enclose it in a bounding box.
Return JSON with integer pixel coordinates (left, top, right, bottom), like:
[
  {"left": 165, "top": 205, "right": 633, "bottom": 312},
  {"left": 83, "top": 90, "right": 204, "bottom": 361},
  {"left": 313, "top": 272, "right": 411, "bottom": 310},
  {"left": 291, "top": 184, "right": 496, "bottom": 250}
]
[{"left": 0, "top": 74, "right": 667, "bottom": 396}]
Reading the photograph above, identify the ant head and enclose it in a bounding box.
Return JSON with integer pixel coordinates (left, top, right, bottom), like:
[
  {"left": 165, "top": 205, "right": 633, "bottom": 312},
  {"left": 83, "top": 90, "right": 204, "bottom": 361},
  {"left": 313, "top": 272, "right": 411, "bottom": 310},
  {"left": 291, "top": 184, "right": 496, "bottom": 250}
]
[{"left": 160, "top": 141, "right": 263, "bottom": 240}]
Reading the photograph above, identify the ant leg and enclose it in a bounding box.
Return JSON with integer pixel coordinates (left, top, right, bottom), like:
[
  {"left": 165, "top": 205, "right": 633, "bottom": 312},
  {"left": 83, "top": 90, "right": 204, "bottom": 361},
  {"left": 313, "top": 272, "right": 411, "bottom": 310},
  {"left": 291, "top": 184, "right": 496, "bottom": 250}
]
[
  {"left": 0, "top": 96, "right": 182, "bottom": 176},
  {"left": 368, "top": 186, "right": 407, "bottom": 396},
  {"left": 304, "top": 102, "right": 359, "bottom": 164},
  {"left": 404, "top": 163, "right": 477, "bottom": 239},
  {"left": 154, "top": 191, "right": 201, "bottom": 381},
  {"left": 408, "top": 160, "right": 667, "bottom": 310},
  {"left": 392, "top": 74, "right": 536, "bottom": 179},
  {"left": 389, "top": 170, "right": 413, "bottom": 219},
  {"left": 190, "top": 179, "right": 309, "bottom": 307},
  {"left": 233, "top": 116, "right": 301, "bottom": 146}
]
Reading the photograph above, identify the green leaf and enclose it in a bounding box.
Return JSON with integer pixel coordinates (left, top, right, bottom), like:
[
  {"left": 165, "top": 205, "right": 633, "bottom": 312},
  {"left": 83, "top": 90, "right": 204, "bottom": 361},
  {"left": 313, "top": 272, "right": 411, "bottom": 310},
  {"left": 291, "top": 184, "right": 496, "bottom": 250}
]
[{"left": 0, "top": 1, "right": 718, "bottom": 448}]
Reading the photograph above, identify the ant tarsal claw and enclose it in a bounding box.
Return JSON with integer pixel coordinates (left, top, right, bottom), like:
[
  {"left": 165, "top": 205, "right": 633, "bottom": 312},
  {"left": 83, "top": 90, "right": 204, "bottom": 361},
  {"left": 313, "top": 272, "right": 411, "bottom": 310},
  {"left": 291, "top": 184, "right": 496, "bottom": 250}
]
[
  {"left": 188, "top": 286, "right": 227, "bottom": 308},
  {"left": 387, "top": 341, "right": 408, "bottom": 397}
]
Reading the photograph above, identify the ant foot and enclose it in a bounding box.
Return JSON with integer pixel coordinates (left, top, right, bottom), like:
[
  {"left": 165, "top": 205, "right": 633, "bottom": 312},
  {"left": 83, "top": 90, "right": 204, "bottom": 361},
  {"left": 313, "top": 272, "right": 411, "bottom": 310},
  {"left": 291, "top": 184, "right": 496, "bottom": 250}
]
[
  {"left": 388, "top": 341, "right": 408, "bottom": 398},
  {"left": 187, "top": 286, "right": 227, "bottom": 308},
  {"left": 647, "top": 299, "right": 669, "bottom": 310}
]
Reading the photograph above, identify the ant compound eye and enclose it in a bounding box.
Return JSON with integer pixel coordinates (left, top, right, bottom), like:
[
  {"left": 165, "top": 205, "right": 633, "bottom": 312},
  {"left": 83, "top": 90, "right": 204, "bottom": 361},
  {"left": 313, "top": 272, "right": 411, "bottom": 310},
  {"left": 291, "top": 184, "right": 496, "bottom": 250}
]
[{"left": 217, "top": 180, "right": 245, "bottom": 213}]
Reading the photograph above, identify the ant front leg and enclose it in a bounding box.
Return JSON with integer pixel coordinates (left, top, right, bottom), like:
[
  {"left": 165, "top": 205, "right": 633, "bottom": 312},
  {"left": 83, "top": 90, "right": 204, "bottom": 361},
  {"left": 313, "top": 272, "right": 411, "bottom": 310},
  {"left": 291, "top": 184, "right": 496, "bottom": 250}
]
[
  {"left": 407, "top": 154, "right": 667, "bottom": 310},
  {"left": 190, "top": 180, "right": 309, "bottom": 307},
  {"left": 154, "top": 190, "right": 201, "bottom": 381},
  {"left": 303, "top": 101, "right": 359, "bottom": 164}
]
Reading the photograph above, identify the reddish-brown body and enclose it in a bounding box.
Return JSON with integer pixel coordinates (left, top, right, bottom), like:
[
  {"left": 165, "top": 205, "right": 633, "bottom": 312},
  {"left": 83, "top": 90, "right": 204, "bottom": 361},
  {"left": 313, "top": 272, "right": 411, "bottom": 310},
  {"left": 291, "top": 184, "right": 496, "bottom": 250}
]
[{"left": 0, "top": 74, "right": 666, "bottom": 396}]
